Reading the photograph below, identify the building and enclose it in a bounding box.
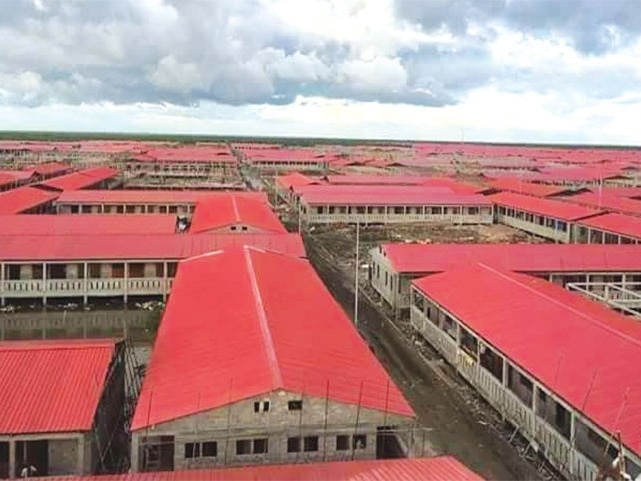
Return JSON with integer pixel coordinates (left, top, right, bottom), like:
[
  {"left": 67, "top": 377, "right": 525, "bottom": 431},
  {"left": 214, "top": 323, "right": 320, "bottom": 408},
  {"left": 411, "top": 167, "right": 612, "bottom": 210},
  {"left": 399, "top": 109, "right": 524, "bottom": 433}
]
[
  {"left": 369, "top": 243, "right": 641, "bottom": 313},
  {"left": 0, "top": 171, "right": 34, "bottom": 192},
  {"left": 558, "top": 192, "right": 641, "bottom": 217},
  {"left": 0, "top": 186, "right": 59, "bottom": 215},
  {"left": 189, "top": 196, "right": 287, "bottom": 234},
  {"left": 0, "top": 339, "right": 126, "bottom": 478},
  {"left": 274, "top": 173, "right": 320, "bottom": 204},
  {"left": 54, "top": 191, "right": 267, "bottom": 215},
  {"left": 130, "top": 247, "right": 416, "bottom": 472},
  {"left": 574, "top": 213, "right": 641, "bottom": 244},
  {"left": 240, "top": 147, "right": 335, "bottom": 174},
  {"left": 489, "top": 191, "right": 602, "bottom": 242},
  {"left": 298, "top": 186, "right": 493, "bottom": 225},
  {"left": 36, "top": 167, "right": 121, "bottom": 192},
  {"left": 0, "top": 233, "right": 305, "bottom": 306},
  {"left": 118, "top": 146, "right": 240, "bottom": 189},
  {"left": 42, "top": 457, "right": 484, "bottom": 481},
  {"left": 409, "top": 264, "right": 641, "bottom": 481},
  {"left": 483, "top": 178, "right": 576, "bottom": 197}
]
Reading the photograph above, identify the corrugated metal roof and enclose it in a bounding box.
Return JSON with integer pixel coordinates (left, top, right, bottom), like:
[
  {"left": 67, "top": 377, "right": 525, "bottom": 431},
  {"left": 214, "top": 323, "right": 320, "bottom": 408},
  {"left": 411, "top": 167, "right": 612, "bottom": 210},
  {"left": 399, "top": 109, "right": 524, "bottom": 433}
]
[
  {"left": 45, "top": 457, "right": 484, "bottom": 481},
  {"left": 132, "top": 247, "right": 413, "bottom": 430},
  {"left": 0, "top": 233, "right": 306, "bottom": 261},
  {"left": 0, "top": 214, "right": 178, "bottom": 236},
  {"left": 413, "top": 265, "right": 641, "bottom": 456},
  {"left": 576, "top": 212, "right": 641, "bottom": 240},
  {"left": 190, "top": 196, "right": 287, "bottom": 234},
  {"left": 38, "top": 167, "right": 119, "bottom": 191},
  {"left": 0, "top": 339, "right": 115, "bottom": 434},
  {"left": 274, "top": 172, "right": 321, "bottom": 190},
  {"left": 559, "top": 192, "right": 641, "bottom": 217},
  {"left": 487, "top": 178, "right": 572, "bottom": 197},
  {"left": 301, "top": 185, "right": 490, "bottom": 206},
  {"left": 380, "top": 243, "right": 641, "bottom": 274},
  {"left": 56, "top": 190, "right": 267, "bottom": 205},
  {"left": 0, "top": 186, "right": 59, "bottom": 214},
  {"left": 488, "top": 191, "right": 602, "bottom": 221}
]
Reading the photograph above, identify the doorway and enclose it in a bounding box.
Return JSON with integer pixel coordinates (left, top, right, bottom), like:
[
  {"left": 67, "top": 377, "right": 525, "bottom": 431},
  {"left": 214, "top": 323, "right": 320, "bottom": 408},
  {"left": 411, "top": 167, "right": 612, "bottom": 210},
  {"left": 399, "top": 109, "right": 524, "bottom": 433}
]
[
  {"left": 15, "top": 440, "right": 48, "bottom": 477},
  {"left": 376, "top": 426, "right": 405, "bottom": 459}
]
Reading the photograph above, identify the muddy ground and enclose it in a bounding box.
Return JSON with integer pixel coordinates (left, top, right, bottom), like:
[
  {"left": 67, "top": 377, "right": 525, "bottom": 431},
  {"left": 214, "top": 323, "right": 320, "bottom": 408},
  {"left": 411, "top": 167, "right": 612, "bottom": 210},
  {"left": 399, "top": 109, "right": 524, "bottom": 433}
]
[{"left": 303, "top": 226, "right": 554, "bottom": 481}]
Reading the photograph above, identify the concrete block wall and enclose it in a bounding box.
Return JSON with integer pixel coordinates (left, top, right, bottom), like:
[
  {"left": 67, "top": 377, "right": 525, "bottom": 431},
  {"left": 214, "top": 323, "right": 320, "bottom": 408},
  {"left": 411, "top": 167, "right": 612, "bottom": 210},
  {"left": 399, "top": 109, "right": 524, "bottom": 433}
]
[
  {"left": 132, "top": 389, "right": 415, "bottom": 471},
  {"left": 48, "top": 438, "right": 80, "bottom": 476}
]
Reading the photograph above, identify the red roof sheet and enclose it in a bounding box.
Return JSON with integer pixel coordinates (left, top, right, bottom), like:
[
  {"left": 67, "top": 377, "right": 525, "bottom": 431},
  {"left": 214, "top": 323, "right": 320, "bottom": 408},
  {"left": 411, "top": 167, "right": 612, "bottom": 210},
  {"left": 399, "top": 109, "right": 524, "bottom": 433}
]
[
  {"left": 379, "top": 243, "right": 641, "bottom": 274},
  {"left": 487, "top": 178, "right": 572, "bottom": 197},
  {"left": 38, "top": 167, "right": 119, "bottom": 191},
  {"left": 131, "top": 146, "right": 236, "bottom": 163},
  {"left": 0, "top": 233, "right": 305, "bottom": 261},
  {"left": 0, "top": 186, "right": 59, "bottom": 214},
  {"left": 274, "top": 172, "right": 321, "bottom": 190},
  {"left": 44, "top": 457, "right": 484, "bottom": 481},
  {"left": 132, "top": 247, "right": 413, "bottom": 430},
  {"left": 413, "top": 265, "right": 641, "bottom": 456},
  {"left": 576, "top": 213, "right": 641, "bottom": 240},
  {"left": 488, "top": 191, "right": 602, "bottom": 221},
  {"left": 0, "top": 170, "right": 34, "bottom": 188},
  {"left": 559, "top": 192, "right": 641, "bottom": 217},
  {"left": 0, "top": 339, "right": 115, "bottom": 434},
  {"left": 190, "top": 196, "right": 286, "bottom": 234},
  {"left": 0, "top": 214, "right": 178, "bottom": 236},
  {"left": 56, "top": 190, "right": 267, "bottom": 205},
  {"left": 301, "top": 186, "right": 490, "bottom": 206}
]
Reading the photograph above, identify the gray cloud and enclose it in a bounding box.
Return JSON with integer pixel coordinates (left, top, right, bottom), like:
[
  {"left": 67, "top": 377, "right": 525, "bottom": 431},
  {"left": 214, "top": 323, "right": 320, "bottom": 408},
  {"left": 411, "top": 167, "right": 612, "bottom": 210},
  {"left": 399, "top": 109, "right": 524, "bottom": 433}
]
[{"left": 0, "top": 0, "right": 639, "bottom": 110}]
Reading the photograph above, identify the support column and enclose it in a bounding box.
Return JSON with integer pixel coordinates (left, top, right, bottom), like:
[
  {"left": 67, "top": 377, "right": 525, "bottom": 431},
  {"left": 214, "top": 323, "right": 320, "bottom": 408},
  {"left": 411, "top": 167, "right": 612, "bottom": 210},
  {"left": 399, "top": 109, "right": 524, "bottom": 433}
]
[
  {"left": 162, "top": 262, "right": 168, "bottom": 302},
  {"left": 77, "top": 435, "right": 85, "bottom": 475},
  {"left": 42, "top": 262, "right": 47, "bottom": 306},
  {"left": 9, "top": 439, "right": 15, "bottom": 479},
  {"left": 130, "top": 435, "right": 139, "bottom": 473},
  {"left": 83, "top": 263, "right": 89, "bottom": 306},
  {"left": 1, "top": 262, "right": 5, "bottom": 307},
  {"left": 123, "top": 263, "right": 129, "bottom": 306}
]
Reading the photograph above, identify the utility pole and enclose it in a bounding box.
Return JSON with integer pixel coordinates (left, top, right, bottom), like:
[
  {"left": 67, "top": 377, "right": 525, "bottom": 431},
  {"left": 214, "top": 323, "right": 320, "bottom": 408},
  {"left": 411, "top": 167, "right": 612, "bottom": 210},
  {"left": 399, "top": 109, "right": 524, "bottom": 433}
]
[{"left": 354, "top": 221, "right": 360, "bottom": 327}]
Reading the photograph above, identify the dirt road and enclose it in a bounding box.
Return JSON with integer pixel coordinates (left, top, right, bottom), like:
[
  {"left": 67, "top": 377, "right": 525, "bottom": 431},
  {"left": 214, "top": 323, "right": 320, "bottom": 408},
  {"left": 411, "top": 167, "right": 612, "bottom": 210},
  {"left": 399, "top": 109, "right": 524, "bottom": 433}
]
[{"left": 305, "top": 234, "right": 543, "bottom": 481}]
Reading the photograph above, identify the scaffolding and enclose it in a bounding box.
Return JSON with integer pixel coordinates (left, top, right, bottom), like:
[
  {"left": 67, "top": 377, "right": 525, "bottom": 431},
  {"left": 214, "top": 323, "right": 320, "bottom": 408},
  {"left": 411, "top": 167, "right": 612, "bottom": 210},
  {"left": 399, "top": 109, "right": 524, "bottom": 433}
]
[{"left": 566, "top": 281, "right": 641, "bottom": 319}]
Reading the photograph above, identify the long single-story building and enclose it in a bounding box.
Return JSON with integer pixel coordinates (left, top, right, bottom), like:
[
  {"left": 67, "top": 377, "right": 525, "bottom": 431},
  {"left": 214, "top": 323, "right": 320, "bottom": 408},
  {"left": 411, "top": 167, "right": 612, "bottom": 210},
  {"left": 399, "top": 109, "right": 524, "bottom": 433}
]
[
  {"left": 42, "top": 457, "right": 484, "bottom": 481},
  {"left": 298, "top": 186, "right": 493, "bottom": 225},
  {"left": 0, "top": 186, "right": 60, "bottom": 215},
  {"left": 0, "top": 339, "right": 125, "bottom": 479},
  {"left": 131, "top": 247, "right": 416, "bottom": 472},
  {"left": 54, "top": 191, "right": 268, "bottom": 215},
  {"left": 0, "top": 233, "right": 305, "bottom": 306},
  {"left": 574, "top": 213, "right": 641, "bottom": 244},
  {"left": 36, "top": 168, "right": 121, "bottom": 192},
  {"left": 369, "top": 243, "right": 641, "bottom": 313},
  {"left": 409, "top": 264, "right": 641, "bottom": 481},
  {"left": 489, "top": 191, "right": 603, "bottom": 242}
]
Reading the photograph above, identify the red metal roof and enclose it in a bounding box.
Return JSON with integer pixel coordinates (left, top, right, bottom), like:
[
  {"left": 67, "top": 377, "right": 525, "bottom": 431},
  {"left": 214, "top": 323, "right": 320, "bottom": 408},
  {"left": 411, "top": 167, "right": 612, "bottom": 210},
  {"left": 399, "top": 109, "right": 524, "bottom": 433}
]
[
  {"left": 190, "top": 196, "right": 287, "bottom": 234},
  {"left": 38, "top": 167, "right": 119, "bottom": 191},
  {"left": 274, "top": 172, "right": 321, "bottom": 190},
  {"left": 487, "top": 178, "right": 572, "bottom": 197},
  {"left": 0, "top": 186, "right": 59, "bottom": 214},
  {"left": 56, "top": 190, "right": 268, "bottom": 205},
  {"left": 379, "top": 243, "right": 641, "bottom": 274},
  {"left": 0, "top": 339, "right": 115, "bottom": 434},
  {"left": 488, "top": 191, "right": 602, "bottom": 221},
  {"left": 45, "top": 457, "right": 484, "bottom": 481},
  {"left": 598, "top": 187, "right": 641, "bottom": 199},
  {"left": 576, "top": 213, "right": 641, "bottom": 240},
  {"left": 0, "top": 233, "right": 305, "bottom": 261},
  {"left": 301, "top": 186, "right": 490, "bottom": 206},
  {"left": 558, "top": 192, "right": 641, "bottom": 217},
  {"left": 132, "top": 247, "right": 413, "bottom": 430},
  {"left": 0, "top": 170, "right": 34, "bottom": 188},
  {"left": 413, "top": 265, "right": 641, "bottom": 456},
  {"left": 0, "top": 214, "right": 178, "bottom": 236},
  {"left": 131, "top": 146, "right": 236, "bottom": 163}
]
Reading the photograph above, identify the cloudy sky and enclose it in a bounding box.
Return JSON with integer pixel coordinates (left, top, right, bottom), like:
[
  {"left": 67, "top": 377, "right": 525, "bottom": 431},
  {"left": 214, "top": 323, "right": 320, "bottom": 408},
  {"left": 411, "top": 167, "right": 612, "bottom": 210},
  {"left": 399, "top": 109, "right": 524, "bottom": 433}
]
[{"left": 0, "top": 0, "right": 640, "bottom": 144}]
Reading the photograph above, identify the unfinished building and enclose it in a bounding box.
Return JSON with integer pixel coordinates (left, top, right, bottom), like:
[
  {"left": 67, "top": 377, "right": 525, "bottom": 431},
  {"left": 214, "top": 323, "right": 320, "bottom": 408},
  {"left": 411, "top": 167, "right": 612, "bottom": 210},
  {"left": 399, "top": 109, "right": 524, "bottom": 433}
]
[
  {"left": 0, "top": 339, "right": 126, "bottom": 479},
  {"left": 298, "top": 186, "right": 493, "bottom": 225},
  {"left": 574, "top": 213, "right": 641, "bottom": 244},
  {"left": 489, "top": 191, "right": 602, "bottom": 242},
  {"left": 369, "top": 243, "right": 641, "bottom": 314},
  {"left": 409, "top": 265, "right": 641, "bottom": 481},
  {"left": 131, "top": 247, "right": 417, "bottom": 472}
]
